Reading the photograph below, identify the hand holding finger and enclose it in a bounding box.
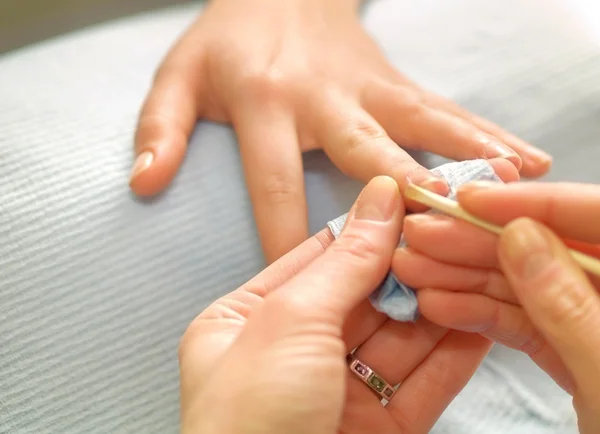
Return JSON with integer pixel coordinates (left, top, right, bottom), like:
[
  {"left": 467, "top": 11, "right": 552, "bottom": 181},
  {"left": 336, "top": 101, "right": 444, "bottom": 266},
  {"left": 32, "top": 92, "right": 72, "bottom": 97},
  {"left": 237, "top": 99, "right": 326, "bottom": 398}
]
[
  {"left": 499, "top": 218, "right": 600, "bottom": 432},
  {"left": 179, "top": 228, "right": 334, "bottom": 399},
  {"left": 270, "top": 176, "right": 404, "bottom": 322}
]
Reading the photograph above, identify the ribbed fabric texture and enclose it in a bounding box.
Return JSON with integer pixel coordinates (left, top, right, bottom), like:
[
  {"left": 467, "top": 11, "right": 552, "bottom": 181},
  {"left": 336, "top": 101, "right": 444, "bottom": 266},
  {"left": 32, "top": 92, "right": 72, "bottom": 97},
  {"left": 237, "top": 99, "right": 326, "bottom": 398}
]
[{"left": 1, "top": 1, "right": 599, "bottom": 433}]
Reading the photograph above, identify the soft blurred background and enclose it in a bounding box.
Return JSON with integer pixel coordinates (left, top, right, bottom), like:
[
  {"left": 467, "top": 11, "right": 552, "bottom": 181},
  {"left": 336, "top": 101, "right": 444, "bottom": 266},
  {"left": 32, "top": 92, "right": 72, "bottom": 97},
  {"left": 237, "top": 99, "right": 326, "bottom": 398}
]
[
  {"left": 3, "top": 0, "right": 600, "bottom": 55},
  {"left": 0, "top": 0, "right": 192, "bottom": 54}
]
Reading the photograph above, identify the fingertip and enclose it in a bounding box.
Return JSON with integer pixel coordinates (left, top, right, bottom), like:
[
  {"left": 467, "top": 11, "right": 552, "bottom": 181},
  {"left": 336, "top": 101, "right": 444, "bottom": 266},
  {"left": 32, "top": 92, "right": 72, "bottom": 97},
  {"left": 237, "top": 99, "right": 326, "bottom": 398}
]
[
  {"left": 497, "top": 217, "right": 542, "bottom": 264},
  {"left": 403, "top": 167, "right": 449, "bottom": 212},
  {"left": 390, "top": 246, "right": 417, "bottom": 278},
  {"left": 416, "top": 288, "right": 455, "bottom": 326},
  {"left": 355, "top": 176, "right": 403, "bottom": 222},
  {"left": 520, "top": 151, "right": 553, "bottom": 178},
  {"left": 488, "top": 158, "right": 521, "bottom": 183},
  {"left": 129, "top": 141, "right": 186, "bottom": 196},
  {"left": 490, "top": 132, "right": 552, "bottom": 177}
]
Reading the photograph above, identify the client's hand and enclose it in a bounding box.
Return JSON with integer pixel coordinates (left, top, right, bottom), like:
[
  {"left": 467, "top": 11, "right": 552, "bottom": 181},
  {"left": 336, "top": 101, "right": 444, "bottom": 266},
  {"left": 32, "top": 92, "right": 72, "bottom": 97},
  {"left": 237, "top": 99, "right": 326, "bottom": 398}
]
[
  {"left": 179, "top": 177, "right": 492, "bottom": 434},
  {"left": 393, "top": 182, "right": 600, "bottom": 433},
  {"left": 130, "top": 0, "right": 552, "bottom": 263}
]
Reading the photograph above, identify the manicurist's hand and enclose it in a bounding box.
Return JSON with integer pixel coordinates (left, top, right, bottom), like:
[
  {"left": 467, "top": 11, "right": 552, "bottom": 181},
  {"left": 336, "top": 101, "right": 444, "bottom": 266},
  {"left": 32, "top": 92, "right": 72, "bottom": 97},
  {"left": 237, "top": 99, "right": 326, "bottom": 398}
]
[
  {"left": 130, "top": 0, "right": 552, "bottom": 263},
  {"left": 179, "top": 177, "right": 492, "bottom": 434},
  {"left": 393, "top": 182, "right": 600, "bottom": 433}
]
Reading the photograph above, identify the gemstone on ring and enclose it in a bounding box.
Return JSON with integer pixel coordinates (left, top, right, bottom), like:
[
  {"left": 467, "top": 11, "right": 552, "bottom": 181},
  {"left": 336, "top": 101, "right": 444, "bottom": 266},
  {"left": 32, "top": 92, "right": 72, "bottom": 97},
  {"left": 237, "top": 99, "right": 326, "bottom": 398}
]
[
  {"left": 353, "top": 362, "right": 369, "bottom": 377},
  {"left": 367, "top": 374, "right": 386, "bottom": 393},
  {"left": 346, "top": 353, "right": 397, "bottom": 401}
]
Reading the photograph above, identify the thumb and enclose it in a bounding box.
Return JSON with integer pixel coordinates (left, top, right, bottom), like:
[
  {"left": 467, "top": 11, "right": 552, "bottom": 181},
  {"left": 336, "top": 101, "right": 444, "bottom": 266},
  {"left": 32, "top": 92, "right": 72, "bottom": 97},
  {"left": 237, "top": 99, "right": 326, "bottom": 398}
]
[
  {"left": 274, "top": 176, "right": 404, "bottom": 324},
  {"left": 498, "top": 218, "right": 600, "bottom": 404}
]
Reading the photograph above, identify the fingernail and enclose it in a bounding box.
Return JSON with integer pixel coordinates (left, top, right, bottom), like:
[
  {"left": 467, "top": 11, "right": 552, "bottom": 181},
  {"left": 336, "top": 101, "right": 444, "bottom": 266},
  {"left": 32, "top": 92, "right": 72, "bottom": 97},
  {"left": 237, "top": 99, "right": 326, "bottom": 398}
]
[
  {"left": 478, "top": 133, "right": 522, "bottom": 168},
  {"left": 458, "top": 181, "right": 499, "bottom": 193},
  {"left": 406, "top": 169, "right": 448, "bottom": 196},
  {"left": 484, "top": 142, "right": 522, "bottom": 167},
  {"left": 501, "top": 218, "right": 554, "bottom": 280},
  {"left": 354, "top": 176, "right": 399, "bottom": 222},
  {"left": 524, "top": 149, "right": 553, "bottom": 167},
  {"left": 130, "top": 151, "right": 154, "bottom": 182},
  {"left": 404, "top": 214, "right": 436, "bottom": 225}
]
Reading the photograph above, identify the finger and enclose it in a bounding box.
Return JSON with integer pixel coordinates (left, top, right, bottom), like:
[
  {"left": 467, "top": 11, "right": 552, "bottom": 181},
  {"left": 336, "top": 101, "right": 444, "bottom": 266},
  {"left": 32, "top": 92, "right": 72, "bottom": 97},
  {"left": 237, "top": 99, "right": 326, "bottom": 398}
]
[
  {"left": 392, "top": 247, "right": 517, "bottom": 303},
  {"left": 178, "top": 228, "right": 334, "bottom": 396},
  {"left": 458, "top": 182, "right": 600, "bottom": 243},
  {"left": 272, "top": 176, "right": 404, "bottom": 323},
  {"left": 499, "top": 218, "right": 600, "bottom": 403},
  {"left": 339, "top": 383, "right": 399, "bottom": 434},
  {"left": 419, "top": 90, "right": 552, "bottom": 177},
  {"left": 233, "top": 105, "right": 308, "bottom": 264},
  {"left": 342, "top": 299, "right": 388, "bottom": 351},
  {"left": 340, "top": 319, "right": 448, "bottom": 433},
  {"left": 131, "top": 48, "right": 205, "bottom": 196},
  {"left": 241, "top": 228, "right": 334, "bottom": 296},
  {"left": 403, "top": 214, "right": 499, "bottom": 268},
  {"left": 353, "top": 318, "right": 447, "bottom": 387},
  {"left": 417, "top": 289, "right": 572, "bottom": 391},
  {"left": 402, "top": 203, "right": 600, "bottom": 285},
  {"left": 313, "top": 99, "right": 449, "bottom": 211},
  {"left": 487, "top": 158, "right": 521, "bottom": 183},
  {"left": 363, "top": 82, "right": 523, "bottom": 170},
  {"left": 386, "top": 331, "right": 492, "bottom": 433}
]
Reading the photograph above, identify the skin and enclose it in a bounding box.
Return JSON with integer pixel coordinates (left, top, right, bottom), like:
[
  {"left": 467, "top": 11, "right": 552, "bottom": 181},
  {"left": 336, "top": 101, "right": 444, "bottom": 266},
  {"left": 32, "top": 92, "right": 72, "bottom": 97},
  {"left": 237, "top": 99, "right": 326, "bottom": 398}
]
[
  {"left": 130, "top": 0, "right": 552, "bottom": 263},
  {"left": 178, "top": 177, "right": 493, "bottom": 434},
  {"left": 392, "top": 182, "right": 600, "bottom": 433}
]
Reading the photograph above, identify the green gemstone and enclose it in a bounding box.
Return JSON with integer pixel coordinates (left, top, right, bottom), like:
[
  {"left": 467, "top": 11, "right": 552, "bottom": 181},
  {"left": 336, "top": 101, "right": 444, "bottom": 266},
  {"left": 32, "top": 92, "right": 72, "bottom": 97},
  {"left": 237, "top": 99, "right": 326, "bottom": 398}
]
[{"left": 367, "top": 374, "right": 386, "bottom": 392}]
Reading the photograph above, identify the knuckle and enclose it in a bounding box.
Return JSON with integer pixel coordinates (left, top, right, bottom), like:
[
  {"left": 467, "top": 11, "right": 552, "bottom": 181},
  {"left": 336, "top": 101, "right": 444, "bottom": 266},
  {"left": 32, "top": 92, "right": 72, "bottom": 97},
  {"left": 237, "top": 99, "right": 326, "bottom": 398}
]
[
  {"left": 266, "top": 290, "right": 319, "bottom": 323},
  {"left": 136, "top": 111, "right": 186, "bottom": 149},
  {"left": 386, "top": 157, "right": 420, "bottom": 182},
  {"left": 518, "top": 328, "right": 546, "bottom": 356},
  {"left": 238, "top": 69, "right": 288, "bottom": 104},
  {"left": 137, "top": 111, "right": 169, "bottom": 133},
  {"left": 336, "top": 122, "right": 390, "bottom": 175},
  {"left": 542, "top": 192, "right": 561, "bottom": 228},
  {"left": 397, "top": 91, "right": 426, "bottom": 120},
  {"left": 331, "top": 230, "right": 385, "bottom": 265},
  {"left": 257, "top": 173, "right": 301, "bottom": 205},
  {"left": 313, "top": 229, "right": 335, "bottom": 253},
  {"left": 136, "top": 112, "right": 168, "bottom": 145},
  {"left": 343, "top": 122, "right": 388, "bottom": 154},
  {"left": 542, "top": 271, "right": 599, "bottom": 329},
  {"left": 394, "top": 95, "right": 428, "bottom": 146}
]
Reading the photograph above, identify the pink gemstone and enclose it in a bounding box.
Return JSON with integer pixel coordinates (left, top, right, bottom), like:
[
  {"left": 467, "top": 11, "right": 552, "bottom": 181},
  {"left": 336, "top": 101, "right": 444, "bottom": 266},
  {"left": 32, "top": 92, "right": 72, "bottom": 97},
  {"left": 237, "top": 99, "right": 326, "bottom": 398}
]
[{"left": 354, "top": 363, "right": 368, "bottom": 376}]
